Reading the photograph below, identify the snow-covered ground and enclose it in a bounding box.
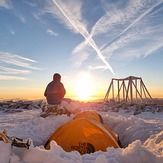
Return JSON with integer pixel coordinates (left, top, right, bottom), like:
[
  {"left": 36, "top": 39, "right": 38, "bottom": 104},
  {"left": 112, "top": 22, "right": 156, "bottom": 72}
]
[{"left": 0, "top": 100, "right": 163, "bottom": 163}]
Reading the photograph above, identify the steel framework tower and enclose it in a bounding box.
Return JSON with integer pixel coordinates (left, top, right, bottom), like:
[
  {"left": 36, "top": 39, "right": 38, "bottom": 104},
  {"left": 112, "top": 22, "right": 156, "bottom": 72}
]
[{"left": 104, "top": 76, "right": 155, "bottom": 104}]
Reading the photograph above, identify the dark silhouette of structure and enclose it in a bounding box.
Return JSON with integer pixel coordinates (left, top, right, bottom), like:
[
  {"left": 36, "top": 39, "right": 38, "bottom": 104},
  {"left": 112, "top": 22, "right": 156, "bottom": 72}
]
[{"left": 104, "top": 76, "right": 155, "bottom": 104}]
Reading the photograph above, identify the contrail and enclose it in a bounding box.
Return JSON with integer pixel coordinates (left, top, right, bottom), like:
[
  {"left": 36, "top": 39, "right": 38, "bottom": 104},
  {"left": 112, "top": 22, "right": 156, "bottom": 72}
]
[
  {"left": 51, "top": 0, "right": 115, "bottom": 75},
  {"left": 101, "top": 0, "right": 163, "bottom": 51}
]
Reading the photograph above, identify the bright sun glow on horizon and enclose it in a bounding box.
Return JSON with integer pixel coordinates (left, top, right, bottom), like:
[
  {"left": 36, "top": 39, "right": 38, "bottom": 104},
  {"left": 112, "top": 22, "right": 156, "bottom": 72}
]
[{"left": 73, "top": 72, "right": 93, "bottom": 101}]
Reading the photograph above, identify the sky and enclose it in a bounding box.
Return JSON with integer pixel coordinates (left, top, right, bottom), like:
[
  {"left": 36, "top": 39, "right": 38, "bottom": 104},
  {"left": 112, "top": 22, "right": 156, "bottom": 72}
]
[{"left": 0, "top": 0, "right": 163, "bottom": 101}]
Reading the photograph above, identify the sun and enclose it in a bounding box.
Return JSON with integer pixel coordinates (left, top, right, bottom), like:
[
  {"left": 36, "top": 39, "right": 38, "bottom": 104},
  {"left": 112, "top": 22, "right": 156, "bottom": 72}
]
[{"left": 74, "top": 72, "right": 93, "bottom": 101}]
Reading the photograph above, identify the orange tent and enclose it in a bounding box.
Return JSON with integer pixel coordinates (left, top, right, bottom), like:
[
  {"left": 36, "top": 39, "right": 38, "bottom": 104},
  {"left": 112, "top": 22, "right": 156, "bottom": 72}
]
[{"left": 45, "top": 111, "right": 120, "bottom": 154}]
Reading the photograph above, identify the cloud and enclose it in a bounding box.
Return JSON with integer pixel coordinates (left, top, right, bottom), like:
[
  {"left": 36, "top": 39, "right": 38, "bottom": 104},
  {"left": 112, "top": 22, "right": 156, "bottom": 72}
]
[
  {"left": 5, "top": 0, "right": 161, "bottom": 76},
  {"left": 0, "top": 66, "right": 30, "bottom": 74},
  {"left": 1, "top": 1, "right": 162, "bottom": 68},
  {"left": 0, "top": 75, "right": 26, "bottom": 80},
  {"left": 10, "top": 30, "right": 15, "bottom": 35},
  {"left": 0, "top": 52, "right": 41, "bottom": 70},
  {"left": 45, "top": 0, "right": 114, "bottom": 74},
  {"left": 91, "top": 0, "right": 163, "bottom": 61},
  {"left": 71, "top": 40, "right": 94, "bottom": 67},
  {"left": 46, "top": 29, "right": 58, "bottom": 36},
  {"left": 0, "top": 52, "right": 42, "bottom": 80},
  {"left": 88, "top": 65, "right": 108, "bottom": 71},
  {"left": 18, "top": 15, "right": 26, "bottom": 23},
  {"left": 44, "top": 0, "right": 85, "bottom": 33},
  {"left": 0, "top": 0, "right": 12, "bottom": 9},
  {"left": 69, "top": 0, "right": 162, "bottom": 72},
  {"left": 100, "top": 0, "right": 163, "bottom": 51}
]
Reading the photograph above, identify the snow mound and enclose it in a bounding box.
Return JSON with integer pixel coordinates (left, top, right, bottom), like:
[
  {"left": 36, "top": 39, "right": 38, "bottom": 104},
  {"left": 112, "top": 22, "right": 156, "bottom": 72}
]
[{"left": 0, "top": 100, "right": 163, "bottom": 163}]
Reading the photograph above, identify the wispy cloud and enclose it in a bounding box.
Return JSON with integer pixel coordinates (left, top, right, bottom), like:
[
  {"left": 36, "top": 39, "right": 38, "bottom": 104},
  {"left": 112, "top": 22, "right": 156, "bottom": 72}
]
[
  {"left": 66, "top": 0, "right": 162, "bottom": 72},
  {"left": 46, "top": 29, "right": 58, "bottom": 36},
  {"left": 100, "top": 0, "right": 163, "bottom": 51},
  {"left": 0, "top": 66, "right": 30, "bottom": 74},
  {"left": 45, "top": 0, "right": 114, "bottom": 74},
  {"left": 0, "top": 52, "right": 41, "bottom": 70},
  {"left": 11, "top": 0, "right": 161, "bottom": 75},
  {"left": 91, "top": 0, "right": 163, "bottom": 61},
  {"left": 17, "top": 15, "right": 26, "bottom": 23},
  {"left": 10, "top": 30, "right": 15, "bottom": 35},
  {"left": 0, "top": 0, "right": 26, "bottom": 23},
  {"left": 0, "top": 0, "right": 12, "bottom": 9},
  {"left": 1, "top": 0, "right": 162, "bottom": 76},
  {"left": 0, "top": 75, "right": 26, "bottom": 80},
  {"left": 0, "top": 52, "right": 42, "bottom": 80}
]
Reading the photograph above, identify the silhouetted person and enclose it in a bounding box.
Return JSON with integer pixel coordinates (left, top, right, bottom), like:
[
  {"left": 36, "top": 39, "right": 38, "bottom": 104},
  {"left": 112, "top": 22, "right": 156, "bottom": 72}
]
[{"left": 44, "top": 73, "right": 66, "bottom": 105}]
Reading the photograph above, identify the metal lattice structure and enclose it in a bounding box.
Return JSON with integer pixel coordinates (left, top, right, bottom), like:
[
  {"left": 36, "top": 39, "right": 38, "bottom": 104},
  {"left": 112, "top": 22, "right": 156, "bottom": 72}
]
[{"left": 104, "top": 76, "right": 155, "bottom": 104}]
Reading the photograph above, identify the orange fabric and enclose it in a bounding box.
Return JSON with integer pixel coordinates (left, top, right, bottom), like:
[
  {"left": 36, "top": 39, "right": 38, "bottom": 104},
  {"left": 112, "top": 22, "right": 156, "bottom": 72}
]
[
  {"left": 45, "top": 111, "right": 120, "bottom": 154},
  {"left": 74, "top": 110, "right": 103, "bottom": 123}
]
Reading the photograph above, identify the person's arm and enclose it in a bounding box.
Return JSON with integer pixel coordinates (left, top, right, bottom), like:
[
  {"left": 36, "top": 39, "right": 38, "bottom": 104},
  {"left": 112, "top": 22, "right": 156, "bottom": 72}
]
[{"left": 60, "top": 84, "right": 66, "bottom": 98}]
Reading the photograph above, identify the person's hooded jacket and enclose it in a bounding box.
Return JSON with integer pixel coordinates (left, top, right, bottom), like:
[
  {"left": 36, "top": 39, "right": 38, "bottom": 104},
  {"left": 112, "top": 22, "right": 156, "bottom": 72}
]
[{"left": 44, "top": 73, "right": 66, "bottom": 105}]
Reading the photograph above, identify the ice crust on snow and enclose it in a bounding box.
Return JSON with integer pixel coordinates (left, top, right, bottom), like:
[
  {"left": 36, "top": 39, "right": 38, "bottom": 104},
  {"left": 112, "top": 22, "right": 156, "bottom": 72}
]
[{"left": 0, "top": 100, "right": 163, "bottom": 163}]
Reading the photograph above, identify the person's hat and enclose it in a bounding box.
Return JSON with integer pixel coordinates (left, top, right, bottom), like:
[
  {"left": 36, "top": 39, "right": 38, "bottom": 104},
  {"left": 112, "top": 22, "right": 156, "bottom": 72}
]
[{"left": 53, "top": 73, "right": 61, "bottom": 81}]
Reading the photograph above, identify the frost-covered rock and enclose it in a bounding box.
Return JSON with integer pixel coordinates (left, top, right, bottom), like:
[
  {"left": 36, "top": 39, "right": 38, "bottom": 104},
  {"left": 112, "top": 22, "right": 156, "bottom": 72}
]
[{"left": 0, "top": 100, "right": 43, "bottom": 113}]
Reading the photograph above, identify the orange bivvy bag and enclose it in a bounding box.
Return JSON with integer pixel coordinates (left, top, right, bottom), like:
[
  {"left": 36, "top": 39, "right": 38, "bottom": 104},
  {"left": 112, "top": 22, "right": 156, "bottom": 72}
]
[{"left": 45, "top": 110, "right": 120, "bottom": 154}]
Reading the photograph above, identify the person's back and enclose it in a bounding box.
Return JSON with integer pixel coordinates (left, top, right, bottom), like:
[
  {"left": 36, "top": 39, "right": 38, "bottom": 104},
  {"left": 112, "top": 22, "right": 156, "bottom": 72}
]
[{"left": 44, "top": 73, "right": 66, "bottom": 105}]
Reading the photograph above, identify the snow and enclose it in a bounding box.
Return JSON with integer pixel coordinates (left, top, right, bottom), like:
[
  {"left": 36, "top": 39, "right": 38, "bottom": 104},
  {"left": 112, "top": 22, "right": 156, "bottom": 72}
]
[{"left": 0, "top": 100, "right": 163, "bottom": 163}]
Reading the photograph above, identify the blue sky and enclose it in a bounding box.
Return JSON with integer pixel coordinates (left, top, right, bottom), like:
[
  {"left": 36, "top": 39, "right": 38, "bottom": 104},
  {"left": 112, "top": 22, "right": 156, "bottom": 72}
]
[{"left": 0, "top": 0, "right": 163, "bottom": 100}]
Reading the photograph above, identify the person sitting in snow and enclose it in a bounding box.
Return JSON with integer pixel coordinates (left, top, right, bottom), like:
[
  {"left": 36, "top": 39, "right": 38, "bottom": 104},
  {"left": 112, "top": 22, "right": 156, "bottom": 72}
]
[{"left": 44, "top": 73, "right": 66, "bottom": 105}]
